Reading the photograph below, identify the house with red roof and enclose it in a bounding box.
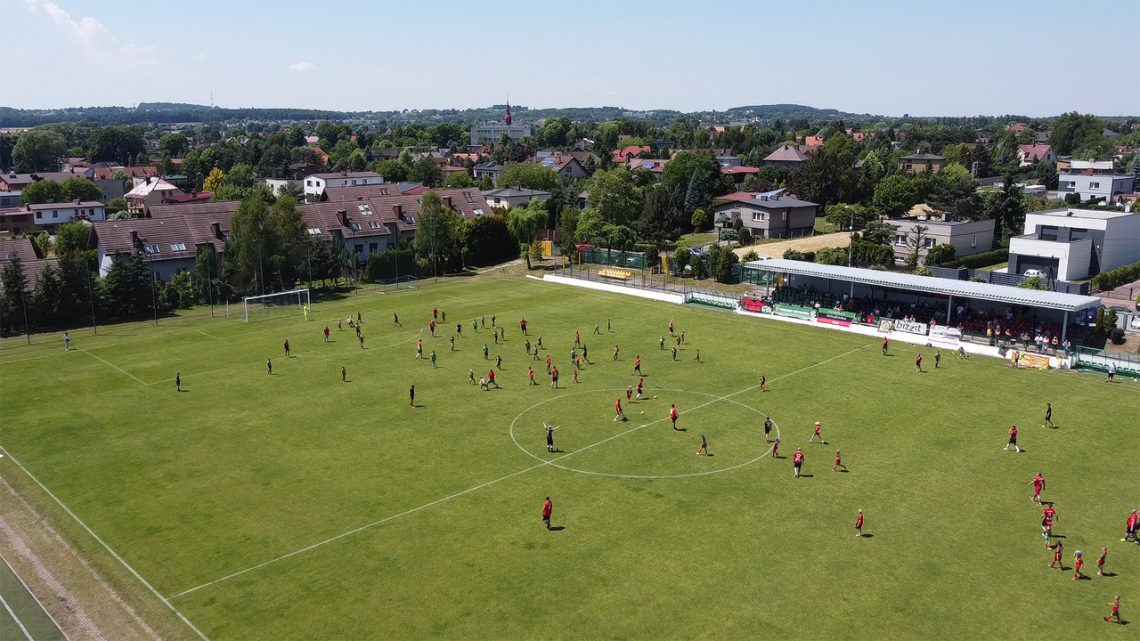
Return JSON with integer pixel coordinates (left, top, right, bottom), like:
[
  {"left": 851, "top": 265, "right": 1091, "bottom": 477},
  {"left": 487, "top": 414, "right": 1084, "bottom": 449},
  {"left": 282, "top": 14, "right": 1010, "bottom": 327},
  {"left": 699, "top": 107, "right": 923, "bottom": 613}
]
[
  {"left": 612, "top": 145, "right": 652, "bottom": 165},
  {"left": 1017, "top": 144, "right": 1056, "bottom": 167}
]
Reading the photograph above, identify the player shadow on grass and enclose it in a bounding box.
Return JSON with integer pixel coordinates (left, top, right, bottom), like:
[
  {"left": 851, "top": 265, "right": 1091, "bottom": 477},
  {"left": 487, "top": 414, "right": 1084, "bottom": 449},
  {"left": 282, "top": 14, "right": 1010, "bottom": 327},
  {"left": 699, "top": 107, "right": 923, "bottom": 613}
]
[
  {"left": 549, "top": 525, "right": 565, "bottom": 531},
  {"left": 799, "top": 474, "right": 814, "bottom": 478},
  {"left": 1100, "top": 571, "right": 1118, "bottom": 577},
  {"left": 859, "top": 533, "right": 874, "bottom": 538}
]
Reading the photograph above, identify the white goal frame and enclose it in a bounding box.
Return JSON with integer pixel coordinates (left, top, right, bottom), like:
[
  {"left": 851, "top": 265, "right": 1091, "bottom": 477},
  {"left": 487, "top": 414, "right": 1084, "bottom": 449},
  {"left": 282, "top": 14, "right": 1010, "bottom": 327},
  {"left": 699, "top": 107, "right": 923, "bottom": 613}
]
[{"left": 241, "top": 288, "right": 310, "bottom": 322}]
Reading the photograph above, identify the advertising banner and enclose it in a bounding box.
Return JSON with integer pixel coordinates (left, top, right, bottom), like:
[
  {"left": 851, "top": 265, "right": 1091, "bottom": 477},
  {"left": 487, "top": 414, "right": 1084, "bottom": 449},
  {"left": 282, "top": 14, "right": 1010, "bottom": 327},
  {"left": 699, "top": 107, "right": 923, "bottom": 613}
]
[
  {"left": 878, "top": 319, "right": 894, "bottom": 333},
  {"left": 773, "top": 304, "right": 815, "bottom": 321},
  {"left": 1019, "top": 353, "right": 1051, "bottom": 370},
  {"left": 894, "top": 319, "right": 929, "bottom": 336},
  {"left": 816, "top": 309, "right": 857, "bottom": 327},
  {"left": 929, "top": 325, "right": 962, "bottom": 349},
  {"left": 741, "top": 298, "right": 766, "bottom": 313}
]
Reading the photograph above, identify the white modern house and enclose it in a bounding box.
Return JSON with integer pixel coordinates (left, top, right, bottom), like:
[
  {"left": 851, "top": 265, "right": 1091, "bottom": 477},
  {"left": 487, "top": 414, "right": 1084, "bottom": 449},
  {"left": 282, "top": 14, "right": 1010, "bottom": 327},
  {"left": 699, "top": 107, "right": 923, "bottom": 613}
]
[
  {"left": 1008, "top": 208, "right": 1140, "bottom": 281},
  {"left": 1056, "top": 170, "right": 1134, "bottom": 203},
  {"left": 302, "top": 171, "right": 385, "bottom": 201},
  {"left": 26, "top": 200, "right": 106, "bottom": 229}
]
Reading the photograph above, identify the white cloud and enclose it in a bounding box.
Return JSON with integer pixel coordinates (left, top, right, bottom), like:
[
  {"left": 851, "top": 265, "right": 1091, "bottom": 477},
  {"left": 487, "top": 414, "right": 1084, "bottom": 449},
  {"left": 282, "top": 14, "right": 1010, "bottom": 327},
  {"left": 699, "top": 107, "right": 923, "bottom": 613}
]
[
  {"left": 24, "top": 0, "right": 157, "bottom": 66},
  {"left": 288, "top": 61, "right": 317, "bottom": 73}
]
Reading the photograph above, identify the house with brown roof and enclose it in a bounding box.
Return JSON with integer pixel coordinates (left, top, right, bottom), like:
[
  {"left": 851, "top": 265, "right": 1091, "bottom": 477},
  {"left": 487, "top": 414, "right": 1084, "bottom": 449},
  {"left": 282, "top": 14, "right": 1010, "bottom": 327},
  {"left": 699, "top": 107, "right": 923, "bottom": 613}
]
[
  {"left": 720, "top": 165, "right": 760, "bottom": 185},
  {"left": 1017, "top": 144, "right": 1056, "bottom": 167},
  {"left": 900, "top": 153, "right": 945, "bottom": 174},
  {"left": 92, "top": 217, "right": 210, "bottom": 282},
  {"left": 532, "top": 153, "right": 588, "bottom": 179},
  {"left": 0, "top": 236, "right": 56, "bottom": 292},
  {"left": 762, "top": 145, "right": 811, "bottom": 169}
]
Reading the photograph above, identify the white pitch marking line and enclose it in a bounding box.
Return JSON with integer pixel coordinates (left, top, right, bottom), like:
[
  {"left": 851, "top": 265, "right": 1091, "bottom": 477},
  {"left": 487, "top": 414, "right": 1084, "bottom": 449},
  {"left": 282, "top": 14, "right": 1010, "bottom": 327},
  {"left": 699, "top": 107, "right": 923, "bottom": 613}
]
[
  {"left": 0, "top": 445, "right": 212, "bottom": 641},
  {"left": 171, "top": 342, "right": 868, "bottom": 598},
  {"left": 0, "top": 593, "right": 35, "bottom": 641},
  {"left": 79, "top": 350, "right": 147, "bottom": 385}
]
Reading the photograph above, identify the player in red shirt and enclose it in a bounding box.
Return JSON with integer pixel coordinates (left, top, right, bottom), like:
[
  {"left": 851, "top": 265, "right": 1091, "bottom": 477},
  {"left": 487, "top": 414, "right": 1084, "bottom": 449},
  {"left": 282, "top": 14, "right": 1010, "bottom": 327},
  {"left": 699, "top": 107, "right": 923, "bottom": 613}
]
[
  {"left": 770, "top": 437, "right": 780, "bottom": 459},
  {"left": 541, "top": 497, "right": 552, "bottom": 530},
  {"left": 632, "top": 355, "right": 642, "bottom": 376},
  {"left": 915, "top": 352, "right": 923, "bottom": 372},
  {"left": 1105, "top": 595, "right": 1122, "bottom": 624},
  {"left": 546, "top": 353, "right": 552, "bottom": 374},
  {"left": 614, "top": 398, "right": 625, "bottom": 422},
  {"left": 669, "top": 404, "right": 679, "bottom": 430},
  {"left": 696, "top": 434, "right": 708, "bottom": 456},
  {"left": 833, "top": 450, "right": 847, "bottom": 472},
  {"left": 793, "top": 448, "right": 804, "bottom": 477},
  {"left": 575, "top": 330, "right": 581, "bottom": 346},
  {"left": 1003, "top": 424, "right": 1021, "bottom": 453},
  {"left": 759, "top": 374, "right": 767, "bottom": 392},
  {"left": 808, "top": 421, "right": 824, "bottom": 444},
  {"left": 1049, "top": 540, "right": 1064, "bottom": 569},
  {"left": 323, "top": 325, "right": 330, "bottom": 342},
  {"left": 487, "top": 369, "right": 499, "bottom": 388},
  {"left": 882, "top": 337, "right": 889, "bottom": 355},
  {"left": 626, "top": 385, "right": 633, "bottom": 402},
  {"left": 636, "top": 378, "right": 644, "bottom": 399},
  {"left": 1072, "top": 549, "right": 1084, "bottom": 581},
  {"left": 1097, "top": 547, "right": 1108, "bottom": 576},
  {"left": 1125, "top": 509, "right": 1139, "bottom": 542},
  {"left": 668, "top": 319, "right": 674, "bottom": 335},
  {"left": 1030, "top": 472, "right": 1045, "bottom": 504},
  {"left": 528, "top": 367, "right": 537, "bottom": 385},
  {"left": 283, "top": 339, "right": 291, "bottom": 357},
  {"left": 432, "top": 306, "right": 438, "bottom": 320},
  {"left": 855, "top": 509, "right": 864, "bottom": 537}
]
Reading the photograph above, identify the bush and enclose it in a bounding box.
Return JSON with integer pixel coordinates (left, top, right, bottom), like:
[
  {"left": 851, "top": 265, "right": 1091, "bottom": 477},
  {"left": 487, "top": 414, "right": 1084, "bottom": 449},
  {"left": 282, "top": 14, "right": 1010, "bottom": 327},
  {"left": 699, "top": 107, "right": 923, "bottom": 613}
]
[
  {"left": 1064, "top": 193, "right": 1081, "bottom": 205},
  {"left": 783, "top": 249, "right": 815, "bottom": 262},
  {"left": 1109, "top": 327, "right": 1126, "bottom": 345},
  {"left": 737, "top": 228, "right": 752, "bottom": 246},
  {"left": 914, "top": 265, "right": 934, "bottom": 276},
  {"left": 924, "top": 243, "right": 956, "bottom": 266},
  {"left": 1089, "top": 260, "right": 1140, "bottom": 293},
  {"left": 816, "top": 247, "right": 849, "bottom": 265},
  {"left": 720, "top": 229, "right": 738, "bottom": 242},
  {"left": 850, "top": 241, "right": 894, "bottom": 268},
  {"left": 938, "top": 247, "right": 1009, "bottom": 269},
  {"left": 743, "top": 250, "right": 760, "bottom": 262}
]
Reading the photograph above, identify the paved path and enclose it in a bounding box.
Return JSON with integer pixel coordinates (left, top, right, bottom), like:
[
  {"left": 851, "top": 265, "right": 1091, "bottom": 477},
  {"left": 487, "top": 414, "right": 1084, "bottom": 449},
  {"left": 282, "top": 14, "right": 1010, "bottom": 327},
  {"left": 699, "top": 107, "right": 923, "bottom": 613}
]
[{"left": 732, "top": 231, "right": 851, "bottom": 259}]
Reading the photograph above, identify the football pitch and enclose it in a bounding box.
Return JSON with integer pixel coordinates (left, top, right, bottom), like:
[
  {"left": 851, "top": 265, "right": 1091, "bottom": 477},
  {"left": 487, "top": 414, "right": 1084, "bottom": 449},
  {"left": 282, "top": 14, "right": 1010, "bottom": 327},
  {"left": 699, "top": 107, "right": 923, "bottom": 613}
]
[{"left": 1, "top": 272, "right": 1136, "bottom": 640}]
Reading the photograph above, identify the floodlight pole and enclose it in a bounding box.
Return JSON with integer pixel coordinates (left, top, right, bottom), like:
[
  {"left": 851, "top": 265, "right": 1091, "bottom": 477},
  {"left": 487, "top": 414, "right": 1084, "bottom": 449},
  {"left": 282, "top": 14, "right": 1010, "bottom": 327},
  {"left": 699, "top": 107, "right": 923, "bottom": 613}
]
[{"left": 19, "top": 284, "right": 30, "bottom": 345}]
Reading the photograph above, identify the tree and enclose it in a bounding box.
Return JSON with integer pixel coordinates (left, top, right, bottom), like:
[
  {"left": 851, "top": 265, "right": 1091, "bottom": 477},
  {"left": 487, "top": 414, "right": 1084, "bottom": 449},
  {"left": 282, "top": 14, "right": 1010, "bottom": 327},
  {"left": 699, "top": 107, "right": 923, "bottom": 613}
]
[
  {"left": 1029, "top": 162, "right": 1058, "bottom": 190},
  {"left": 203, "top": 168, "right": 226, "bottom": 193},
  {"left": 683, "top": 168, "right": 712, "bottom": 215},
  {"left": 106, "top": 197, "right": 127, "bottom": 218},
  {"left": 55, "top": 222, "right": 93, "bottom": 260},
  {"left": 496, "top": 163, "right": 559, "bottom": 191},
  {"left": 158, "top": 132, "right": 189, "bottom": 157},
  {"left": 13, "top": 129, "right": 66, "bottom": 171},
  {"left": 537, "top": 117, "right": 572, "bottom": 148},
  {"left": 601, "top": 224, "right": 635, "bottom": 254},
  {"left": 850, "top": 241, "right": 894, "bottom": 268},
  {"left": 87, "top": 126, "right": 146, "bottom": 165},
  {"left": 462, "top": 214, "right": 516, "bottom": 266},
  {"left": 586, "top": 168, "right": 640, "bottom": 226},
  {"left": 860, "top": 220, "right": 896, "bottom": 246},
  {"left": 824, "top": 203, "right": 876, "bottom": 231},
  {"left": 574, "top": 208, "right": 606, "bottom": 246},
  {"left": 690, "top": 208, "right": 709, "bottom": 231},
  {"left": 444, "top": 172, "right": 475, "bottom": 188},
  {"left": 0, "top": 256, "right": 28, "bottom": 336},
  {"left": 227, "top": 197, "right": 272, "bottom": 294},
  {"left": 100, "top": 253, "right": 153, "bottom": 319},
  {"left": 409, "top": 157, "right": 444, "bottom": 187},
  {"left": 926, "top": 163, "right": 980, "bottom": 219},
  {"left": 1018, "top": 276, "right": 1050, "bottom": 291},
  {"left": 1049, "top": 112, "right": 1104, "bottom": 156},
  {"left": 914, "top": 265, "right": 934, "bottom": 276},
  {"left": 61, "top": 177, "right": 102, "bottom": 202},
  {"left": 636, "top": 184, "right": 682, "bottom": 244},
  {"left": 226, "top": 163, "right": 255, "bottom": 188},
  {"left": 507, "top": 201, "right": 549, "bottom": 269},
  {"left": 737, "top": 227, "right": 752, "bottom": 246},
  {"left": 872, "top": 174, "right": 919, "bottom": 217},
  {"left": 376, "top": 159, "right": 411, "bottom": 182},
  {"left": 904, "top": 224, "right": 929, "bottom": 270},
  {"left": 924, "top": 243, "right": 956, "bottom": 266},
  {"left": 20, "top": 180, "right": 66, "bottom": 204},
  {"left": 413, "top": 192, "right": 463, "bottom": 276},
  {"left": 265, "top": 196, "right": 307, "bottom": 290},
  {"left": 789, "top": 137, "right": 858, "bottom": 206},
  {"left": 706, "top": 244, "right": 736, "bottom": 283}
]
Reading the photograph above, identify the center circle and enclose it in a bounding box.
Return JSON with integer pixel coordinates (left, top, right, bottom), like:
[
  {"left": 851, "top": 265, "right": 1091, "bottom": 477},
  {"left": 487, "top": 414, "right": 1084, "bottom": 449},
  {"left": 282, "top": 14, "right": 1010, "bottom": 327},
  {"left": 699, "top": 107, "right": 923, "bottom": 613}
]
[{"left": 508, "top": 387, "right": 779, "bottom": 479}]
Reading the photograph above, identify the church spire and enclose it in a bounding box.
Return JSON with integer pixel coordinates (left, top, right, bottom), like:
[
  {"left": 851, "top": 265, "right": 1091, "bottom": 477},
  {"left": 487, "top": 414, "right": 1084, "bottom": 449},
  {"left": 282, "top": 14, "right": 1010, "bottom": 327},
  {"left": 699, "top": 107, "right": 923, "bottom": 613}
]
[{"left": 504, "top": 99, "right": 512, "bottom": 125}]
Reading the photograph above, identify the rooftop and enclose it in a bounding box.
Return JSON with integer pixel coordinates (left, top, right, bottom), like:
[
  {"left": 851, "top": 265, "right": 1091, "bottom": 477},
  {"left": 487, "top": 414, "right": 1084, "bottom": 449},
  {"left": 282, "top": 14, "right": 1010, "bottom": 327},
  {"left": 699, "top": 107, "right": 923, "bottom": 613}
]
[
  {"left": 742, "top": 259, "right": 1102, "bottom": 312},
  {"left": 901, "top": 153, "right": 945, "bottom": 160},
  {"left": 485, "top": 187, "right": 551, "bottom": 198},
  {"left": 1031, "top": 208, "right": 1137, "bottom": 220},
  {"left": 763, "top": 145, "right": 810, "bottom": 163},
  {"left": 717, "top": 190, "right": 818, "bottom": 208}
]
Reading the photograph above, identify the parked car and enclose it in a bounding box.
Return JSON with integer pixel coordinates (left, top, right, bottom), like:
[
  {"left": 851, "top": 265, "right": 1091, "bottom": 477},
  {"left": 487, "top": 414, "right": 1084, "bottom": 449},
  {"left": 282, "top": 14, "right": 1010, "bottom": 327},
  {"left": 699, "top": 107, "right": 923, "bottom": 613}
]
[{"left": 1023, "top": 269, "right": 1045, "bottom": 278}]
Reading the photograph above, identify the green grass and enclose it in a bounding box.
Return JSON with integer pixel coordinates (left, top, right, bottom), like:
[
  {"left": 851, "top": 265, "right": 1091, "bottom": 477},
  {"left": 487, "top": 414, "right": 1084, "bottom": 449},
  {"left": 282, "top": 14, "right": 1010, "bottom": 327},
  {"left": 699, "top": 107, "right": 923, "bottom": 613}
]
[
  {"left": 675, "top": 231, "right": 718, "bottom": 248},
  {"left": 814, "top": 217, "right": 838, "bottom": 233},
  {"left": 1, "top": 273, "right": 1137, "bottom": 640},
  {"left": 978, "top": 262, "right": 1009, "bottom": 272}
]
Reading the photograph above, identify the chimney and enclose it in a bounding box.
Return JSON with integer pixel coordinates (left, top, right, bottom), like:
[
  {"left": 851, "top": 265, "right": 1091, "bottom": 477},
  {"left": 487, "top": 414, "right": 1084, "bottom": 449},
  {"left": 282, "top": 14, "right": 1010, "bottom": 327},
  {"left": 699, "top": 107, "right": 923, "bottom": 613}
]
[
  {"left": 443, "top": 196, "right": 453, "bottom": 209},
  {"left": 130, "top": 230, "right": 140, "bottom": 247},
  {"left": 393, "top": 204, "right": 403, "bottom": 217},
  {"left": 341, "top": 169, "right": 348, "bottom": 176},
  {"left": 74, "top": 198, "right": 81, "bottom": 204},
  {"left": 337, "top": 209, "right": 349, "bottom": 226},
  {"left": 211, "top": 222, "right": 222, "bottom": 239}
]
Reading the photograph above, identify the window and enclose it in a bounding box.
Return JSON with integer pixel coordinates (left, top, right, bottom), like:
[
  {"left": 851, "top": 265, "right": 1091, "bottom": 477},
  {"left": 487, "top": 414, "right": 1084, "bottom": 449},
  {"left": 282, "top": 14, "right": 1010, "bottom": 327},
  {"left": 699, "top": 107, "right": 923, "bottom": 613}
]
[
  {"left": 52, "top": 211, "right": 58, "bottom": 219},
  {"left": 752, "top": 212, "right": 764, "bottom": 221},
  {"left": 472, "top": 208, "right": 484, "bottom": 216},
  {"left": 493, "top": 197, "right": 501, "bottom": 204},
  {"left": 894, "top": 234, "right": 908, "bottom": 246},
  {"left": 354, "top": 244, "right": 364, "bottom": 253},
  {"left": 971, "top": 234, "right": 977, "bottom": 248},
  {"left": 368, "top": 221, "right": 382, "bottom": 229},
  {"left": 463, "top": 191, "right": 475, "bottom": 203},
  {"left": 358, "top": 204, "right": 373, "bottom": 215},
  {"left": 307, "top": 227, "right": 321, "bottom": 235},
  {"left": 923, "top": 237, "right": 937, "bottom": 249},
  {"left": 170, "top": 242, "right": 187, "bottom": 251},
  {"left": 1089, "top": 182, "right": 1100, "bottom": 189},
  {"left": 369, "top": 242, "right": 378, "bottom": 252},
  {"left": 35, "top": 211, "right": 41, "bottom": 220},
  {"left": 349, "top": 222, "right": 361, "bottom": 231},
  {"left": 306, "top": 180, "right": 312, "bottom": 187},
  {"left": 144, "top": 244, "right": 160, "bottom": 254}
]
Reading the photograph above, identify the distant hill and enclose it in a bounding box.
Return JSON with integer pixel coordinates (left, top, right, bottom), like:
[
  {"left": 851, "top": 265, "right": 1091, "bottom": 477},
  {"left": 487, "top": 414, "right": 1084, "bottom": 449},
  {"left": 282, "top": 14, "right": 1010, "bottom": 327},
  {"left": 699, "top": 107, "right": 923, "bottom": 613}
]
[{"left": 721, "top": 104, "right": 881, "bottom": 122}]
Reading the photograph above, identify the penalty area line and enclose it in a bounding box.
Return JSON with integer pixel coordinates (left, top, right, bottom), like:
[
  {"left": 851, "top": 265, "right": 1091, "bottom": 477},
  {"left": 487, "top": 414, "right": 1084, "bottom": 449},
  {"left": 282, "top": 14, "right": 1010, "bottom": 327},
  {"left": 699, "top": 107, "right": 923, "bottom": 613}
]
[{"left": 169, "top": 342, "right": 868, "bottom": 598}]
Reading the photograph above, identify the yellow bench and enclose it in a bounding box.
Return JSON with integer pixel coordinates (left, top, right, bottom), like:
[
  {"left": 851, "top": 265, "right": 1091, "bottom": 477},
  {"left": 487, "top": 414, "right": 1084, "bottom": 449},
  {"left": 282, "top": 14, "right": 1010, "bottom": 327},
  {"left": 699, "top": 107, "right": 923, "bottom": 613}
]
[{"left": 598, "top": 267, "right": 633, "bottom": 280}]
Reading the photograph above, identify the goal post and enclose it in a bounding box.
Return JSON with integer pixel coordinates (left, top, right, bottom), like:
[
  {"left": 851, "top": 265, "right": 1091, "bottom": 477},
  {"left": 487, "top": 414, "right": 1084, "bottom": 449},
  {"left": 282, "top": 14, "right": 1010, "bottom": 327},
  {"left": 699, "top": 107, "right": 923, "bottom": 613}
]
[{"left": 242, "top": 288, "right": 311, "bottom": 322}]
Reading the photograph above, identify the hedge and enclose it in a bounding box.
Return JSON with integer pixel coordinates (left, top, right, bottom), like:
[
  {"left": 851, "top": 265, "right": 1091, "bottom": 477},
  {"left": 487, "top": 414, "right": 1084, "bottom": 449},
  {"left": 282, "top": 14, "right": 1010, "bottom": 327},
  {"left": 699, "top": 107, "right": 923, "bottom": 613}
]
[
  {"left": 1090, "top": 260, "right": 1140, "bottom": 293},
  {"left": 938, "top": 247, "right": 1008, "bottom": 269}
]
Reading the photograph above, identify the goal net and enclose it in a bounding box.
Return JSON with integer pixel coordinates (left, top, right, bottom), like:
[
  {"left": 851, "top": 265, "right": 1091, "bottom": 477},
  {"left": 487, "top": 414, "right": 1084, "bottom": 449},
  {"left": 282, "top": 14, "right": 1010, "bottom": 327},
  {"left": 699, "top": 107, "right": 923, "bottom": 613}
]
[{"left": 242, "top": 288, "right": 310, "bottom": 322}]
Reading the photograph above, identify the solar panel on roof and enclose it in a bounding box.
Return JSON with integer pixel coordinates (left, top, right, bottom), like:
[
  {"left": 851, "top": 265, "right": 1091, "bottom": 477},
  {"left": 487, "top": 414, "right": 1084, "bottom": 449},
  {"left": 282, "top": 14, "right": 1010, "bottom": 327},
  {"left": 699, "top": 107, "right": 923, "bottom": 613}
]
[{"left": 643, "top": 161, "right": 654, "bottom": 169}]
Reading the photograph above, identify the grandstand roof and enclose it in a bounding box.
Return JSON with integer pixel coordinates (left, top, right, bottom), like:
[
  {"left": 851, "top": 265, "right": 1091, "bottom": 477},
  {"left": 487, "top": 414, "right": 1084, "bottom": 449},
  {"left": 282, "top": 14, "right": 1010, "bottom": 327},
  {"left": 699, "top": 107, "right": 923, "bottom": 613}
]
[{"left": 742, "top": 259, "right": 1102, "bottom": 313}]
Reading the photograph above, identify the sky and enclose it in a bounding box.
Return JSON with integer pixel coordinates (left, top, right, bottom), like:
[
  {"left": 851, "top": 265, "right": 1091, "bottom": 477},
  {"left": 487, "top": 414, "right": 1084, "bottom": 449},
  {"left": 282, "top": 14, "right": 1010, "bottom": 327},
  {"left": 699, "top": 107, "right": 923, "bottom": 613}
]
[{"left": 4, "top": 0, "right": 1139, "bottom": 117}]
